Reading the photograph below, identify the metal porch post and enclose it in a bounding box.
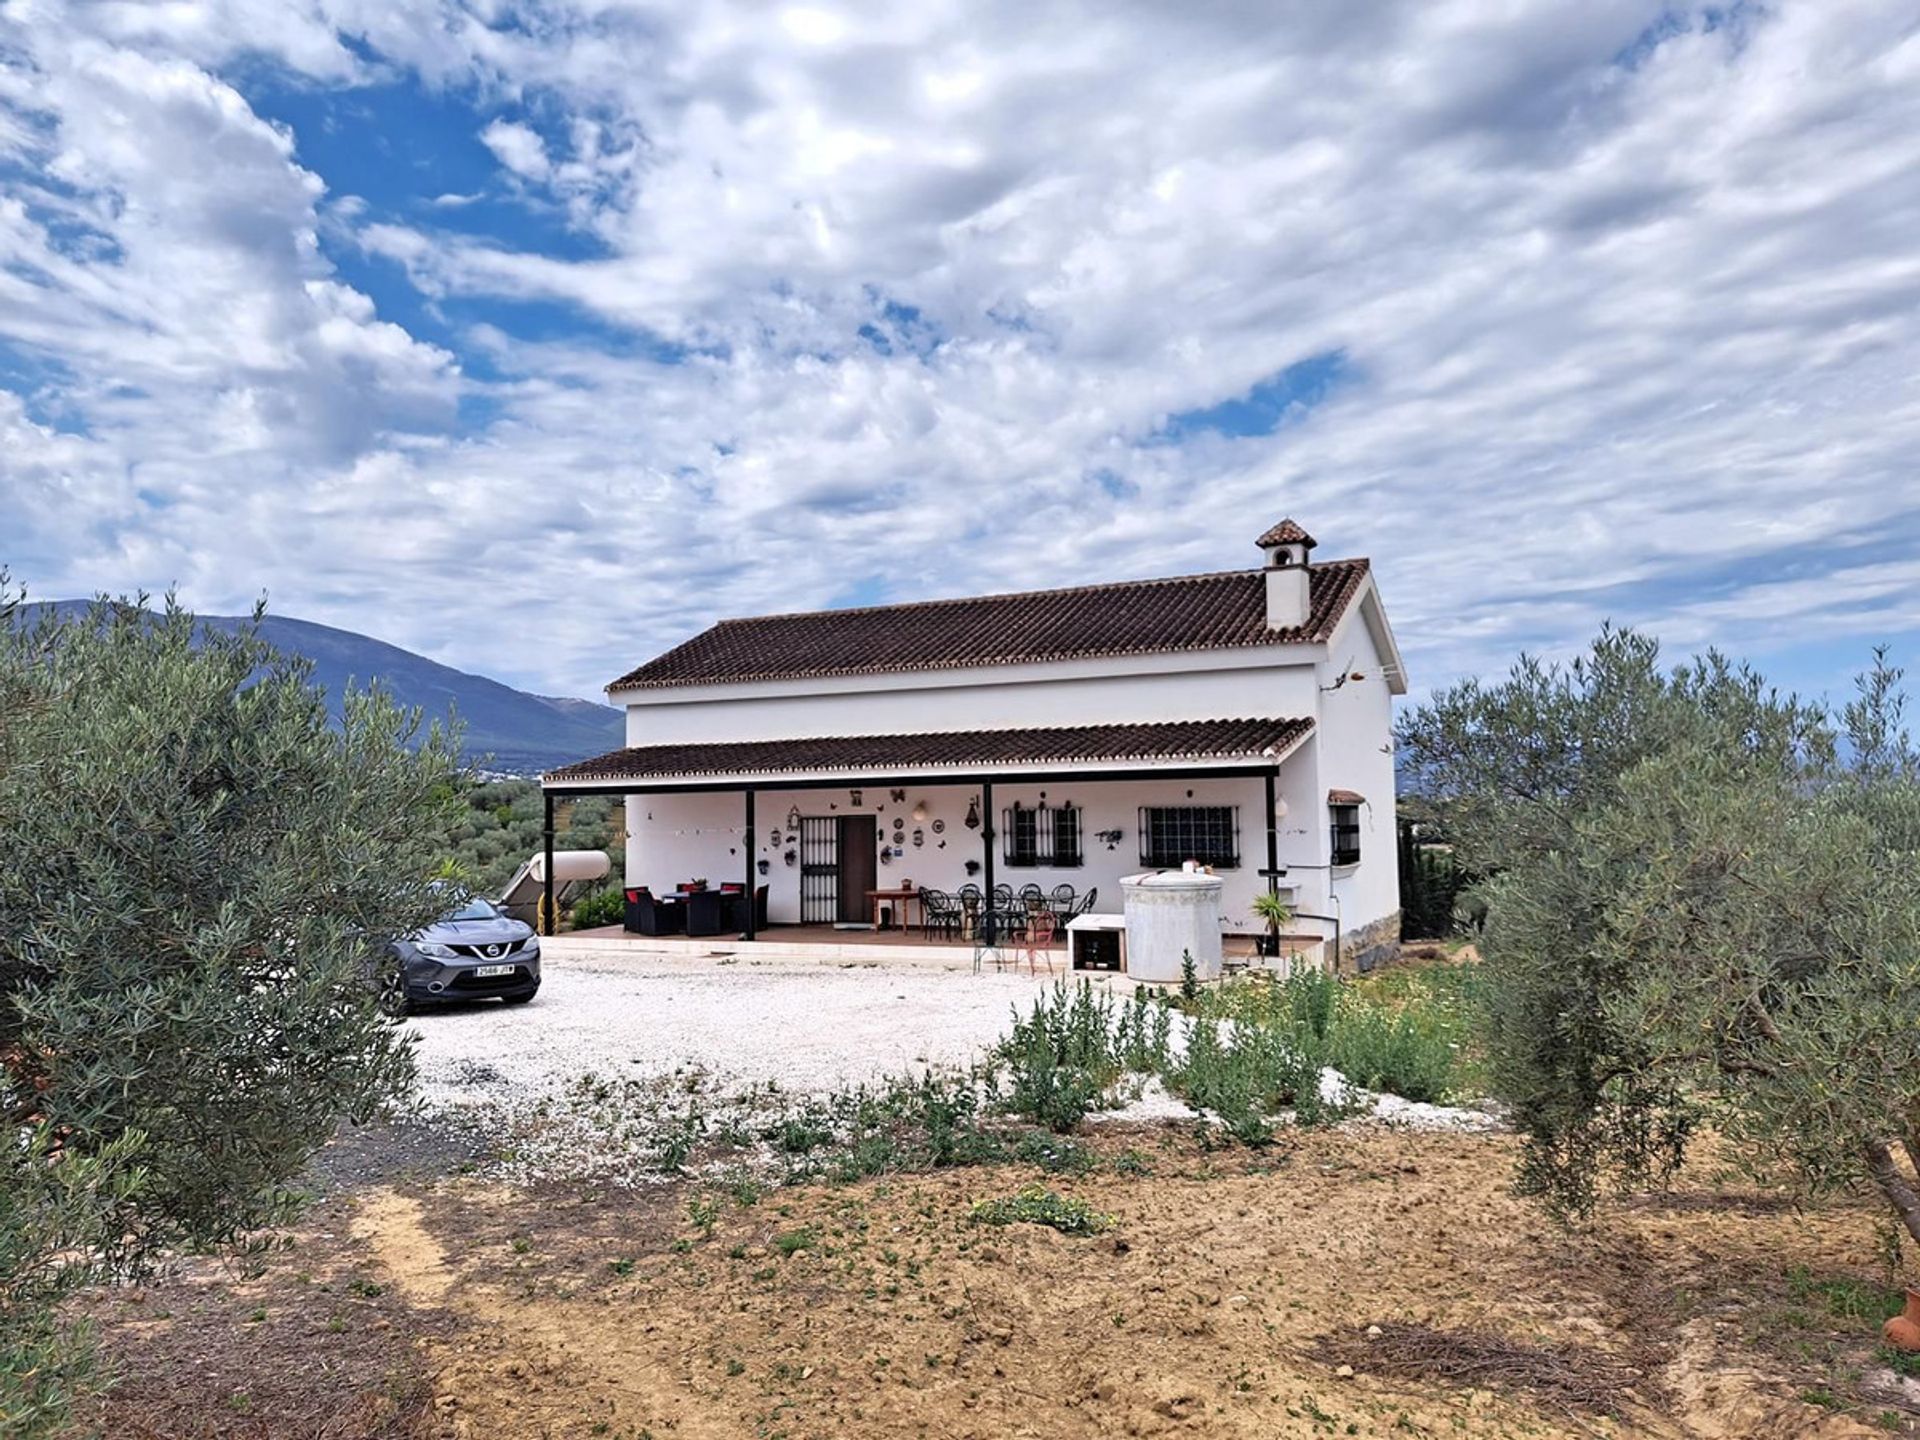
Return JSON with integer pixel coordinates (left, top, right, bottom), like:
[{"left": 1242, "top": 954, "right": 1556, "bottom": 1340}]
[
  {"left": 981, "top": 779, "right": 994, "bottom": 939},
  {"left": 541, "top": 788, "right": 556, "bottom": 937},
  {"left": 1264, "top": 770, "right": 1280, "bottom": 897},
  {"left": 743, "top": 789, "right": 756, "bottom": 940}
]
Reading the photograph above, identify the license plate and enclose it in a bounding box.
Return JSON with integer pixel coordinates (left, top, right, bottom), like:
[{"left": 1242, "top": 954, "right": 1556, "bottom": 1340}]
[{"left": 473, "top": 964, "right": 516, "bottom": 978}]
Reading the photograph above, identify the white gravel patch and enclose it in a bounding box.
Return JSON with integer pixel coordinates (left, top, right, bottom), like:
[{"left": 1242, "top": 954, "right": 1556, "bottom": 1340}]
[
  {"left": 405, "top": 946, "right": 1074, "bottom": 1118},
  {"left": 1317, "top": 1067, "right": 1505, "bottom": 1133}
]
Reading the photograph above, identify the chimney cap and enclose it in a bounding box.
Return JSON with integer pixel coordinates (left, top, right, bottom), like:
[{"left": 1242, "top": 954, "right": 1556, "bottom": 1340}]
[{"left": 1256, "top": 519, "right": 1318, "bottom": 551}]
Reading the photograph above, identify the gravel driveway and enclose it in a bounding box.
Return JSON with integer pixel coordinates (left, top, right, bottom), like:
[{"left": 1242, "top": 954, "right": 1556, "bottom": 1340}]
[{"left": 407, "top": 943, "right": 1084, "bottom": 1117}]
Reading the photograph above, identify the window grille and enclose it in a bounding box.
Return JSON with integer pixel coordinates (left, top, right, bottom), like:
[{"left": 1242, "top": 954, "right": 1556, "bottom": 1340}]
[
  {"left": 1330, "top": 804, "right": 1362, "bottom": 866},
  {"left": 1139, "top": 805, "right": 1239, "bottom": 869},
  {"left": 1001, "top": 803, "right": 1083, "bottom": 867}
]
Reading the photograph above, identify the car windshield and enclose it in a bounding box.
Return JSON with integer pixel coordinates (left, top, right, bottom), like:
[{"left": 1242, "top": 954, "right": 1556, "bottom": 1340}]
[{"left": 444, "top": 896, "right": 501, "bottom": 922}]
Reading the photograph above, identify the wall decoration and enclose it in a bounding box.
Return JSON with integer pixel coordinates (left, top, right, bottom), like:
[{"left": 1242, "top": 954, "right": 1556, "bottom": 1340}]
[
  {"left": 879, "top": 847, "right": 894, "bottom": 866},
  {"left": 911, "top": 801, "right": 928, "bottom": 822},
  {"left": 850, "top": 789, "right": 863, "bottom": 806},
  {"left": 757, "top": 859, "right": 771, "bottom": 876},
  {"left": 1096, "top": 828, "right": 1125, "bottom": 851},
  {"left": 783, "top": 848, "right": 797, "bottom": 866},
  {"left": 964, "top": 858, "right": 981, "bottom": 875},
  {"left": 931, "top": 818, "right": 945, "bottom": 834},
  {"left": 912, "top": 829, "right": 924, "bottom": 847},
  {"left": 891, "top": 789, "right": 906, "bottom": 803},
  {"left": 769, "top": 829, "right": 781, "bottom": 846}
]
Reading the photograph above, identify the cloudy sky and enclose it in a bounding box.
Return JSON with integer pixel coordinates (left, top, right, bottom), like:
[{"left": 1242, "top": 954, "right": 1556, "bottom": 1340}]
[{"left": 2, "top": 1, "right": 1917, "bottom": 703}]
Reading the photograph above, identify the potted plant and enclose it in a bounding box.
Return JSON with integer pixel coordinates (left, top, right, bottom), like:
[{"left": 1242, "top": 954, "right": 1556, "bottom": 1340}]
[{"left": 1251, "top": 890, "right": 1293, "bottom": 957}]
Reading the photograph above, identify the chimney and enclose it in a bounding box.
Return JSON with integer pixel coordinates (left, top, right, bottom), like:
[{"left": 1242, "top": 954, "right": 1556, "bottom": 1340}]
[{"left": 1256, "top": 519, "right": 1316, "bottom": 631}]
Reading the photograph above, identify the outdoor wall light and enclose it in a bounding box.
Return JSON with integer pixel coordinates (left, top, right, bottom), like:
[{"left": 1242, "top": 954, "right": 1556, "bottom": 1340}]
[
  {"left": 786, "top": 805, "right": 801, "bottom": 831},
  {"left": 964, "top": 797, "right": 980, "bottom": 830},
  {"left": 850, "top": 789, "right": 863, "bottom": 806}
]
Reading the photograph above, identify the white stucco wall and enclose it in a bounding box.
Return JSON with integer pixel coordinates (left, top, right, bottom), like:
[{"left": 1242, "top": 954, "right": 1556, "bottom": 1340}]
[
  {"left": 1313, "top": 607, "right": 1402, "bottom": 936},
  {"left": 619, "top": 647, "right": 1326, "bottom": 747}
]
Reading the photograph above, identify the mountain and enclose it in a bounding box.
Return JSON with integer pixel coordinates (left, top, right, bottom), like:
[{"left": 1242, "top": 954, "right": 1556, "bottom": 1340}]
[{"left": 24, "top": 602, "right": 623, "bottom": 776}]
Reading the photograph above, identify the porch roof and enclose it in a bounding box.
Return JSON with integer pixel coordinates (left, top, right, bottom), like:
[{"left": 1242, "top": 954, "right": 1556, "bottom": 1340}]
[{"left": 542, "top": 716, "right": 1314, "bottom": 792}]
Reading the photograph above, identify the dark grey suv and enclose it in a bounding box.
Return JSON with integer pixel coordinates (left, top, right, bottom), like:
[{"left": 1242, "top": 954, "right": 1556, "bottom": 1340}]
[{"left": 380, "top": 893, "right": 541, "bottom": 1016}]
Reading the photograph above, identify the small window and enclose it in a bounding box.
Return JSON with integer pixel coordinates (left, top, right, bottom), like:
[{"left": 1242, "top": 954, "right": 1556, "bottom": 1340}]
[
  {"left": 1139, "top": 805, "right": 1239, "bottom": 869},
  {"left": 1330, "top": 803, "right": 1362, "bottom": 866},
  {"left": 1002, "top": 804, "right": 1083, "bottom": 867}
]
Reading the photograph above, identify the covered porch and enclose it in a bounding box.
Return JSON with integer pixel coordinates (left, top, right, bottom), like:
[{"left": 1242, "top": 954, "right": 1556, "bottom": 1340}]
[{"left": 539, "top": 716, "right": 1337, "bottom": 969}]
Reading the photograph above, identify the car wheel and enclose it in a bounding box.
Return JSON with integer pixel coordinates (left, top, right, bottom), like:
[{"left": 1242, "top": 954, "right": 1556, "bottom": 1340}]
[{"left": 377, "top": 955, "right": 412, "bottom": 1018}]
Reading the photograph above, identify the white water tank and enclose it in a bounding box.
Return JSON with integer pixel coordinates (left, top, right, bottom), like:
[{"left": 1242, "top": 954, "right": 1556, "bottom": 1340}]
[{"left": 1120, "top": 866, "right": 1224, "bottom": 983}]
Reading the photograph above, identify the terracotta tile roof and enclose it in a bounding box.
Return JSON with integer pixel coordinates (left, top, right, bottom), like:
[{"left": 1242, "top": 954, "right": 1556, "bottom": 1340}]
[
  {"left": 1255, "top": 518, "right": 1318, "bottom": 549},
  {"left": 1327, "top": 788, "right": 1367, "bottom": 806},
  {"left": 545, "top": 716, "right": 1315, "bottom": 785},
  {"left": 610, "top": 558, "right": 1369, "bottom": 692}
]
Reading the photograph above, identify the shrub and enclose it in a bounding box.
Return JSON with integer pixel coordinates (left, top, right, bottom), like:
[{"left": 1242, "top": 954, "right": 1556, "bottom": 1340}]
[
  {"left": 569, "top": 885, "right": 626, "bottom": 930},
  {"left": 990, "top": 981, "right": 1168, "bottom": 1132},
  {"left": 1326, "top": 1004, "right": 1456, "bottom": 1105},
  {"left": 968, "top": 1184, "right": 1114, "bottom": 1235},
  {"left": 766, "top": 1071, "right": 1002, "bottom": 1181}
]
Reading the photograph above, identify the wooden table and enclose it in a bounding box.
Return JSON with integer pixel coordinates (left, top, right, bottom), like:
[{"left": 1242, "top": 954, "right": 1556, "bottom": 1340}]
[{"left": 866, "top": 888, "right": 923, "bottom": 932}]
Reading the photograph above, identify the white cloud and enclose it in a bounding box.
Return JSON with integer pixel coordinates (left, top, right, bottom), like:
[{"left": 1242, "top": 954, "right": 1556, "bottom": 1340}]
[
  {"left": 2, "top": 0, "right": 1919, "bottom": 706},
  {"left": 480, "top": 117, "right": 550, "bottom": 181}
]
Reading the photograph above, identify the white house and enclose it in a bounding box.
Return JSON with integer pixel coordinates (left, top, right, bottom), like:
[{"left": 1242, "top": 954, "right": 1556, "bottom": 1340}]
[{"left": 541, "top": 518, "right": 1408, "bottom": 968}]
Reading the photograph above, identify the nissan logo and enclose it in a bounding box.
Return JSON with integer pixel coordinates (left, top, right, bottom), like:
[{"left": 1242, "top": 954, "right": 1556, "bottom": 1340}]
[{"left": 483, "top": 943, "right": 506, "bottom": 959}]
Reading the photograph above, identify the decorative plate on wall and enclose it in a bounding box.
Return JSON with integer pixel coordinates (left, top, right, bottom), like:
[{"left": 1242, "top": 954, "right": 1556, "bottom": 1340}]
[{"left": 931, "top": 819, "right": 945, "bottom": 834}]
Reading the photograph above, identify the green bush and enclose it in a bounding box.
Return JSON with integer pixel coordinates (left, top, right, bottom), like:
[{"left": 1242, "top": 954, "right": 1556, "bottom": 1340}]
[
  {"left": 968, "top": 1184, "right": 1114, "bottom": 1235},
  {"left": 1162, "top": 968, "right": 1462, "bottom": 1133},
  {"left": 569, "top": 885, "right": 626, "bottom": 930},
  {"left": 989, "top": 982, "right": 1170, "bottom": 1132},
  {"left": 1327, "top": 1004, "right": 1455, "bottom": 1104}
]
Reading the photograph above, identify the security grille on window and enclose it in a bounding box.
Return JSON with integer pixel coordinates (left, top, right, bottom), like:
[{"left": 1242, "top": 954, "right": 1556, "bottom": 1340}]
[
  {"left": 1139, "top": 805, "right": 1239, "bottom": 869},
  {"left": 1001, "top": 804, "right": 1083, "bottom": 867},
  {"left": 1330, "top": 803, "right": 1362, "bottom": 866}
]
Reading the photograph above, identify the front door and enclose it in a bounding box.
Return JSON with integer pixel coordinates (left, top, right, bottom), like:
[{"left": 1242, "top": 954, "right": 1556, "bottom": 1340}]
[
  {"left": 837, "top": 815, "right": 877, "bottom": 924},
  {"left": 799, "top": 816, "right": 839, "bottom": 924}
]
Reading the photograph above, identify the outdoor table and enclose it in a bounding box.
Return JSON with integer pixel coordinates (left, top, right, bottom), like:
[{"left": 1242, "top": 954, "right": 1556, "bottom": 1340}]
[{"left": 865, "top": 887, "right": 923, "bottom": 931}]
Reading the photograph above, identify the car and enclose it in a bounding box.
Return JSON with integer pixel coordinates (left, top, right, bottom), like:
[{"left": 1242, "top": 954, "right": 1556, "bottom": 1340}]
[{"left": 380, "top": 892, "right": 541, "bottom": 1016}]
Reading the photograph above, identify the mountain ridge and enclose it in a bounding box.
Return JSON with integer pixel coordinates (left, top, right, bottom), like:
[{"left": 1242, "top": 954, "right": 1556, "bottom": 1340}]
[{"left": 22, "top": 601, "right": 623, "bottom": 776}]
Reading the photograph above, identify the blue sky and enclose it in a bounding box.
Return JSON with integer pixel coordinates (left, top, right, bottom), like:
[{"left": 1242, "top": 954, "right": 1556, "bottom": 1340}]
[{"left": 2, "top": 1, "right": 1918, "bottom": 706}]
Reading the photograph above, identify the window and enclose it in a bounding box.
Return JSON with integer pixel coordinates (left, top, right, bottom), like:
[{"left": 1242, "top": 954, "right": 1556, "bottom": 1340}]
[
  {"left": 1330, "top": 803, "right": 1362, "bottom": 866},
  {"left": 1139, "top": 805, "right": 1239, "bottom": 869},
  {"left": 1001, "top": 804, "right": 1083, "bottom": 867}
]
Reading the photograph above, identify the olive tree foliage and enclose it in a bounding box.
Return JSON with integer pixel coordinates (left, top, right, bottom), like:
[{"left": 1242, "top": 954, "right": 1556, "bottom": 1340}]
[
  {"left": 1396, "top": 627, "right": 1920, "bottom": 1240},
  {"left": 0, "top": 583, "right": 463, "bottom": 1430}
]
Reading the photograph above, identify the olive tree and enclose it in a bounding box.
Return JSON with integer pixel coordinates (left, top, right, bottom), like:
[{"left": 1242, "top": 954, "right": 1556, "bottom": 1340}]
[
  {"left": 1398, "top": 628, "right": 1920, "bottom": 1250},
  {"left": 0, "top": 586, "right": 462, "bottom": 1430}
]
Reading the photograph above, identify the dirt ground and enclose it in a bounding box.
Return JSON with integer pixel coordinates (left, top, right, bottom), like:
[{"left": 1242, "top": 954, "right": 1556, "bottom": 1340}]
[{"left": 76, "top": 1123, "right": 1920, "bottom": 1440}]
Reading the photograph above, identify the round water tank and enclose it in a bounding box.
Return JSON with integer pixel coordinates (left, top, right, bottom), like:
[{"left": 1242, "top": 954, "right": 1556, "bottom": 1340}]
[
  {"left": 1120, "top": 868, "right": 1224, "bottom": 984},
  {"left": 530, "top": 850, "right": 611, "bottom": 883}
]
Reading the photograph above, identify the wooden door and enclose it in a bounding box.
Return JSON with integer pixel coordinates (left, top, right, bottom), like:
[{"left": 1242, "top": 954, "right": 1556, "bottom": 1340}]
[{"left": 837, "top": 816, "right": 877, "bottom": 924}]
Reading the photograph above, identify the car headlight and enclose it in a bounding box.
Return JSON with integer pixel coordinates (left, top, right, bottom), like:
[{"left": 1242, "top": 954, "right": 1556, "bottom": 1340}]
[{"left": 415, "top": 941, "right": 458, "bottom": 959}]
